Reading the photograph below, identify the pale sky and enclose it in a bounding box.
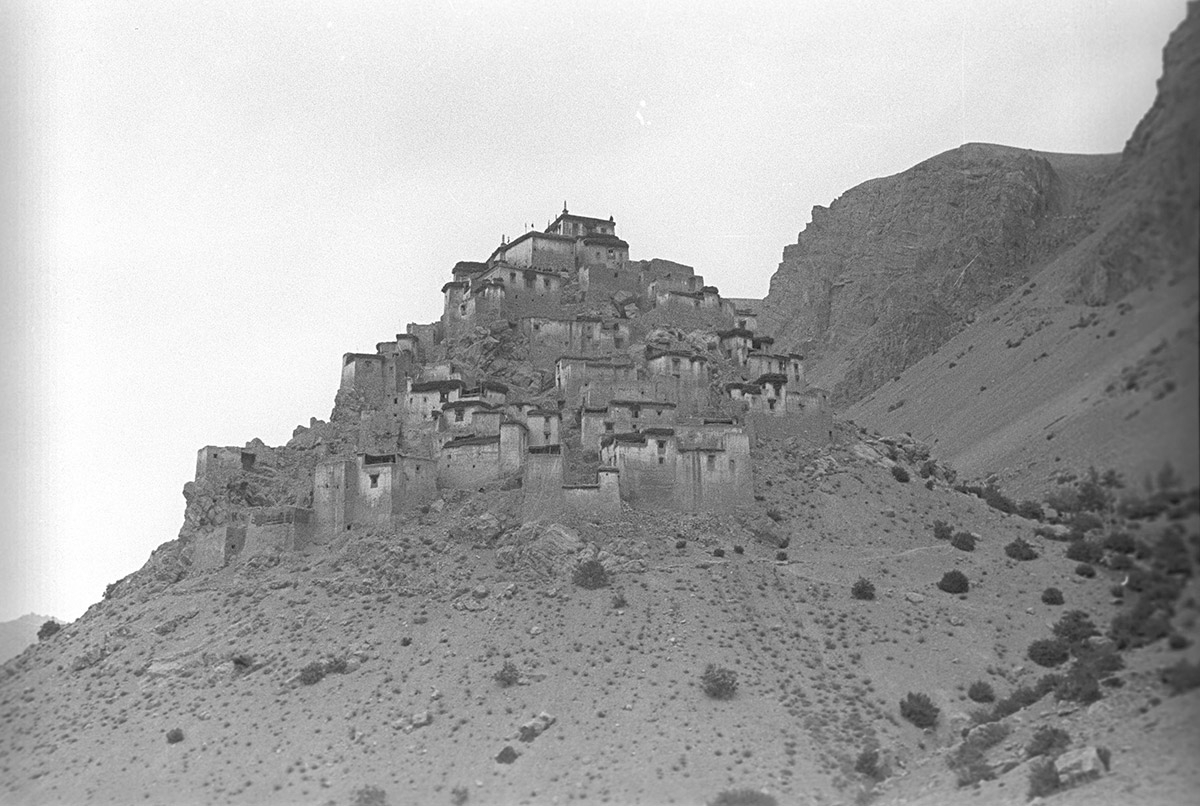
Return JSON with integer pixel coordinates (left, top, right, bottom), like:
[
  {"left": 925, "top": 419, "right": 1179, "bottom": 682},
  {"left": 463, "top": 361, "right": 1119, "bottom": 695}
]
[{"left": 2, "top": 0, "right": 1188, "bottom": 622}]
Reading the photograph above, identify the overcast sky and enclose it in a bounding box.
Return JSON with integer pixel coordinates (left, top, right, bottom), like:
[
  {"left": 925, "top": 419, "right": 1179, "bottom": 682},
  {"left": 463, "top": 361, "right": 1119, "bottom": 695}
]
[{"left": 2, "top": 0, "right": 1188, "bottom": 622}]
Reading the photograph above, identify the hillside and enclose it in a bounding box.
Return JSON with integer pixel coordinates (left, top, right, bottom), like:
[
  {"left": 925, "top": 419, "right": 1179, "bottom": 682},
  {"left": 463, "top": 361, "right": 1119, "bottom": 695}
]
[
  {"left": 0, "top": 615, "right": 55, "bottom": 665},
  {"left": 844, "top": 2, "right": 1200, "bottom": 496},
  {"left": 761, "top": 4, "right": 1198, "bottom": 427},
  {"left": 4, "top": 427, "right": 1198, "bottom": 805}
]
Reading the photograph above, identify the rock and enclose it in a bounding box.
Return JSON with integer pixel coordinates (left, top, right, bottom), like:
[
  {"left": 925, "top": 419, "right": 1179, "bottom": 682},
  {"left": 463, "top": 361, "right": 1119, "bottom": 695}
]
[
  {"left": 501, "top": 583, "right": 516, "bottom": 598},
  {"left": 517, "top": 712, "right": 556, "bottom": 743},
  {"left": 472, "top": 585, "right": 490, "bottom": 599},
  {"left": 495, "top": 523, "right": 585, "bottom": 577},
  {"left": 904, "top": 592, "right": 925, "bottom": 604},
  {"left": 429, "top": 499, "right": 445, "bottom": 513},
  {"left": 529, "top": 625, "right": 543, "bottom": 636},
  {"left": 949, "top": 615, "right": 965, "bottom": 627},
  {"left": 1054, "top": 746, "right": 1106, "bottom": 786},
  {"left": 495, "top": 745, "right": 520, "bottom": 764}
]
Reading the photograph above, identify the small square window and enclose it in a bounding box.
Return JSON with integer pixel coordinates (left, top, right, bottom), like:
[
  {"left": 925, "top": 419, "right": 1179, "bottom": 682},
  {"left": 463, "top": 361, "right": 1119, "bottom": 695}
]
[{"left": 369, "top": 474, "right": 379, "bottom": 488}]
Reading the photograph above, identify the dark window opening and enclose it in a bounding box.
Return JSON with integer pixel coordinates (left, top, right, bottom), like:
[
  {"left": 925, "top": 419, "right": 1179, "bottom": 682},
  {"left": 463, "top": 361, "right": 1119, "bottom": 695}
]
[
  {"left": 706, "top": 455, "right": 716, "bottom": 471},
  {"left": 369, "top": 474, "right": 379, "bottom": 488},
  {"left": 455, "top": 409, "right": 464, "bottom": 422}
]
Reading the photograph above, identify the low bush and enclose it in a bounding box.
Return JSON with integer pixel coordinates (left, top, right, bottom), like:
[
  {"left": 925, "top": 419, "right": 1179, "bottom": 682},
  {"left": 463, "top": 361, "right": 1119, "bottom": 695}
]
[
  {"left": 1027, "top": 638, "right": 1070, "bottom": 668},
  {"left": 1041, "top": 587, "right": 1064, "bottom": 605},
  {"left": 166, "top": 727, "right": 184, "bottom": 744},
  {"left": 1103, "top": 531, "right": 1136, "bottom": 554},
  {"left": 675, "top": 539, "right": 687, "bottom": 549},
  {"left": 775, "top": 551, "right": 788, "bottom": 562},
  {"left": 1027, "top": 759, "right": 1061, "bottom": 799},
  {"left": 707, "top": 789, "right": 778, "bottom": 806},
  {"left": 37, "top": 620, "right": 60, "bottom": 640},
  {"left": 494, "top": 661, "right": 520, "bottom": 687},
  {"left": 351, "top": 786, "right": 389, "bottom": 806},
  {"left": 733, "top": 545, "right": 744, "bottom": 555},
  {"left": 299, "top": 662, "right": 327, "bottom": 685},
  {"left": 1066, "top": 539, "right": 1103, "bottom": 564},
  {"left": 701, "top": 664, "right": 738, "bottom": 700},
  {"left": 1075, "top": 563, "right": 1096, "bottom": 578},
  {"left": 899, "top": 691, "right": 939, "bottom": 728},
  {"left": 1026, "top": 725, "right": 1071, "bottom": 759},
  {"left": 1110, "top": 600, "right": 1173, "bottom": 649},
  {"left": 611, "top": 592, "right": 628, "bottom": 609},
  {"left": 572, "top": 559, "right": 611, "bottom": 589},
  {"left": 947, "top": 722, "right": 1010, "bottom": 787},
  {"left": 851, "top": 577, "right": 876, "bottom": 601},
  {"left": 967, "top": 680, "right": 995, "bottom": 703},
  {"left": 933, "top": 520, "right": 953, "bottom": 541},
  {"left": 1004, "top": 538, "right": 1038, "bottom": 560},
  {"left": 951, "top": 532, "right": 977, "bottom": 552},
  {"left": 938, "top": 570, "right": 969, "bottom": 594},
  {"left": 766, "top": 508, "right": 785, "bottom": 522},
  {"left": 1069, "top": 511, "right": 1104, "bottom": 533},
  {"left": 891, "top": 465, "right": 910, "bottom": 482},
  {"left": 991, "top": 685, "right": 1043, "bottom": 719},
  {"left": 1109, "top": 553, "right": 1133, "bottom": 570},
  {"left": 1017, "top": 500, "right": 1045, "bottom": 521},
  {"left": 1052, "top": 610, "right": 1099, "bottom": 646},
  {"left": 713, "top": 548, "right": 725, "bottom": 558},
  {"left": 1160, "top": 659, "right": 1200, "bottom": 695},
  {"left": 854, "top": 747, "right": 885, "bottom": 781}
]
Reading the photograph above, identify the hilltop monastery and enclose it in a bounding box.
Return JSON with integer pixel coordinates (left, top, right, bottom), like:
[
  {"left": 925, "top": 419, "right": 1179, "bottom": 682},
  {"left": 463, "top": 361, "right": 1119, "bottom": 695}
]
[{"left": 190, "top": 208, "right": 832, "bottom": 569}]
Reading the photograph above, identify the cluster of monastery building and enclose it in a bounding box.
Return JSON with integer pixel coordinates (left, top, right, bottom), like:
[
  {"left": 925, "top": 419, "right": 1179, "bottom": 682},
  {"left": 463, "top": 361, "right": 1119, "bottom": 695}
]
[{"left": 191, "top": 209, "right": 830, "bottom": 566}]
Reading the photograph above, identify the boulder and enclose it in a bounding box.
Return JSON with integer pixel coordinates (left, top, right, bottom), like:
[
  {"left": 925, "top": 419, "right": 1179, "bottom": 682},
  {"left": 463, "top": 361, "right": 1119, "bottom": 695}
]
[
  {"left": 1054, "top": 746, "right": 1107, "bottom": 786},
  {"left": 495, "top": 523, "right": 585, "bottom": 577},
  {"left": 517, "top": 712, "right": 556, "bottom": 743}
]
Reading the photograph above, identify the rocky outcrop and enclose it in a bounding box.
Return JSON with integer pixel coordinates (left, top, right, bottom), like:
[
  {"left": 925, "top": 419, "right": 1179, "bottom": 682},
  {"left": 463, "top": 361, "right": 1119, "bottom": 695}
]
[{"left": 760, "top": 144, "right": 1114, "bottom": 406}]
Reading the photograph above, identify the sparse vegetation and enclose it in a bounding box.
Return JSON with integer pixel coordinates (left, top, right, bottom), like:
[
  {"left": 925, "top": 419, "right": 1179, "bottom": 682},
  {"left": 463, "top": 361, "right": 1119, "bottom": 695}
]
[
  {"left": 1160, "top": 659, "right": 1200, "bottom": 695},
  {"left": 165, "top": 727, "right": 184, "bottom": 744},
  {"left": 707, "top": 789, "right": 778, "bottom": 806},
  {"left": 1027, "top": 758, "right": 1062, "bottom": 799},
  {"left": 1075, "top": 563, "right": 1096, "bottom": 578},
  {"left": 1027, "top": 638, "right": 1070, "bottom": 668},
  {"left": 899, "top": 691, "right": 939, "bottom": 728},
  {"left": 494, "top": 661, "right": 520, "bottom": 687},
  {"left": 1052, "top": 610, "right": 1099, "bottom": 646},
  {"left": 1066, "top": 539, "right": 1103, "bottom": 564},
  {"left": 891, "top": 465, "right": 910, "bottom": 482},
  {"left": 854, "top": 747, "right": 886, "bottom": 781},
  {"left": 937, "top": 570, "right": 969, "bottom": 594},
  {"left": 933, "top": 520, "right": 953, "bottom": 541},
  {"left": 701, "top": 664, "right": 738, "bottom": 700},
  {"left": 351, "top": 785, "right": 389, "bottom": 806},
  {"left": 572, "top": 558, "right": 611, "bottom": 589},
  {"left": 967, "top": 680, "right": 995, "bottom": 703},
  {"left": 1041, "top": 587, "right": 1064, "bottom": 605},
  {"left": 1026, "top": 725, "right": 1071, "bottom": 759},
  {"left": 851, "top": 577, "right": 876, "bottom": 601},
  {"left": 37, "top": 620, "right": 60, "bottom": 641},
  {"left": 1004, "top": 537, "right": 1038, "bottom": 560},
  {"left": 299, "top": 661, "right": 327, "bottom": 685},
  {"left": 950, "top": 532, "right": 976, "bottom": 552},
  {"left": 948, "top": 722, "right": 1010, "bottom": 787},
  {"left": 611, "top": 591, "right": 628, "bottom": 609}
]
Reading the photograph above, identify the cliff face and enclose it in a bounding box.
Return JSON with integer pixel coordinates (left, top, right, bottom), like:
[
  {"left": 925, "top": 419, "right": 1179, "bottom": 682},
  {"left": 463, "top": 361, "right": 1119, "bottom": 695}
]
[
  {"left": 760, "top": 144, "right": 1115, "bottom": 406},
  {"left": 762, "top": 5, "right": 1200, "bottom": 410}
]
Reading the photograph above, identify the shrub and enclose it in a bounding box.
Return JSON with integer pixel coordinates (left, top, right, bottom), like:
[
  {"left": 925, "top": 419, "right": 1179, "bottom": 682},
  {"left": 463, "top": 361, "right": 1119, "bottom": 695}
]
[
  {"left": 891, "top": 465, "right": 910, "bottom": 482},
  {"left": 494, "top": 661, "right": 520, "bottom": 687},
  {"left": 733, "top": 545, "right": 744, "bottom": 554},
  {"left": 854, "top": 747, "right": 885, "bottom": 781},
  {"left": 451, "top": 786, "right": 469, "bottom": 806},
  {"left": 948, "top": 743, "right": 994, "bottom": 788},
  {"left": 701, "top": 664, "right": 738, "bottom": 699},
  {"left": 350, "top": 785, "right": 389, "bottom": 806},
  {"left": 766, "top": 508, "right": 784, "bottom": 522},
  {"left": 1160, "top": 660, "right": 1200, "bottom": 695},
  {"left": 325, "top": 657, "right": 349, "bottom": 675},
  {"left": 1110, "top": 600, "right": 1173, "bottom": 649},
  {"left": 1054, "top": 663, "right": 1102, "bottom": 704},
  {"left": 1108, "top": 553, "right": 1133, "bottom": 571},
  {"left": 1041, "top": 587, "right": 1064, "bottom": 605},
  {"left": 1069, "top": 511, "right": 1104, "bottom": 533},
  {"left": 899, "top": 691, "right": 939, "bottom": 728},
  {"left": 1103, "top": 531, "right": 1136, "bottom": 554},
  {"left": 1168, "top": 634, "right": 1190, "bottom": 650},
  {"left": 1026, "top": 725, "right": 1070, "bottom": 759},
  {"left": 611, "top": 592, "right": 628, "bottom": 609},
  {"left": 1027, "top": 758, "right": 1062, "bottom": 799},
  {"left": 572, "top": 559, "right": 610, "bottom": 589},
  {"left": 1075, "top": 563, "right": 1096, "bottom": 578},
  {"left": 713, "top": 548, "right": 725, "bottom": 558},
  {"left": 299, "top": 661, "right": 327, "bottom": 685},
  {"left": 1004, "top": 538, "right": 1038, "bottom": 560},
  {"left": 967, "top": 680, "right": 995, "bottom": 703},
  {"left": 1017, "top": 500, "right": 1044, "bottom": 521},
  {"left": 165, "top": 727, "right": 184, "bottom": 744},
  {"left": 1066, "top": 539, "right": 1103, "bottom": 564},
  {"left": 933, "top": 520, "right": 953, "bottom": 541},
  {"left": 1027, "top": 638, "right": 1070, "bottom": 668},
  {"left": 707, "top": 789, "right": 778, "bottom": 806},
  {"left": 851, "top": 577, "right": 876, "bottom": 601},
  {"left": 938, "top": 570, "right": 969, "bottom": 594},
  {"left": 675, "top": 539, "right": 687, "bottom": 550},
  {"left": 991, "top": 685, "right": 1043, "bottom": 719},
  {"left": 1052, "top": 610, "right": 1099, "bottom": 646},
  {"left": 775, "top": 551, "right": 788, "bottom": 562},
  {"left": 951, "top": 532, "right": 977, "bottom": 552},
  {"left": 37, "top": 620, "right": 61, "bottom": 640}
]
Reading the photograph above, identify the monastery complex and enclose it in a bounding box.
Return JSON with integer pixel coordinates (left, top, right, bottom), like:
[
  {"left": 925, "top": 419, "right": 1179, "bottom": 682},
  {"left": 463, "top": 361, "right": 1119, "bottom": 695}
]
[{"left": 189, "top": 208, "right": 832, "bottom": 569}]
